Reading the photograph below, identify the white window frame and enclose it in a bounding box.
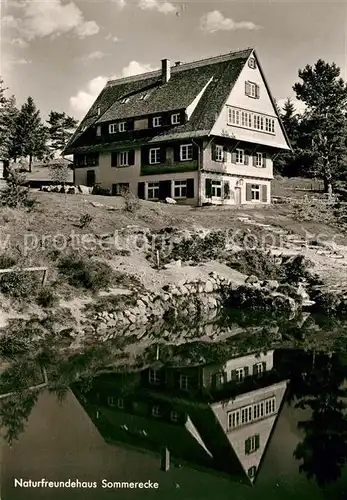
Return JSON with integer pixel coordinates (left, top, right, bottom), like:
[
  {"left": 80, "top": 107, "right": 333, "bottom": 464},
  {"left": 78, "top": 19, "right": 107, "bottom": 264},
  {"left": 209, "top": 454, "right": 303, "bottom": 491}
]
[
  {"left": 227, "top": 107, "right": 275, "bottom": 134},
  {"left": 265, "top": 117, "right": 275, "bottom": 133},
  {"left": 120, "top": 97, "right": 129, "bottom": 104},
  {"left": 227, "top": 397, "right": 276, "bottom": 430},
  {"left": 248, "top": 466, "right": 257, "bottom": 479},
  {"left": 118, "top": 151, "right": 129, "bottom": 167},
  {"left": 109, "top": 123, "right": 117, "bottom": 134},
  {"left": 149, "top": 148, "right": 161, "bottom": 165},
  {"left": 211, "top": 180, "right": 222, "bottom": 198},
  {"left": 147, "top": 182, "right": 159, "bottom": 200},
  {"left": 236, "top": 367, "right": 245, "bottom": 382},
  {"left": 139, "top": 93, "right": 148, "bottom": 100},
  {"left": 174, "top": 180, "right": 187, "bottom": 199},
  {"left": 180, "top": 144, "right": 193, "bottom": 161},
  {"left": 255, "top": 362, "right": 264, "bottom": 375},
  {"left": 247, "top": 82, "right": 258, "bottom": 98},
  {"left": 152, "top": 406, "right": 161, "bottom": 418},
  {"left": 170, "top": 411, "right": 180, "bottom": 422},
  {"left": 215, "top": 373, "right": 224, "bottom": 385},
  {"left": 96, "top": 125, "right": 101, "bottom": 137},
  {"left": 255, "top": 152, "right": 263, "bottom": 168},
  {"left": 171, "top": 113, "right": 180, "bottom": 125},
  {"left": 149, "top": 368, "right": 161, "bottom": 385},
  {"left": 235, "top": 149, "right": 244, "bottom": 165},
  {"left": 215, "top": 145, "right": 224, "bottom": 162},
  {"left": 251, "top": 184, "right": 261, "bottom": 201},
  {"left": 248, "top": 435, "right": 259, "bottom": 453},
  {"left": 152, "top": 116, "right": 162, "bottom": 128},
  {"left": 118, "top": 122, "right": 127, "bottom": 132},
  {"left": 117, "top": 398, "right": 124, "bottom": 409},
  {"left": 179, "top": 374, "right": 190, "bottom": 391}
]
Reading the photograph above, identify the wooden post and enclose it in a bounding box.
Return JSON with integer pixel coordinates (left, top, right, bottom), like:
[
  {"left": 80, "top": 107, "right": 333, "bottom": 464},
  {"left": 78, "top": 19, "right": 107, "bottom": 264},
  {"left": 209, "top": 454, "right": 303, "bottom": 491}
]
[
  {"left": 160, "top": 447, "right": 170, "bottom": 472},
  {"left": 156, "top": 250, "right": 160, "bottom": 270}
]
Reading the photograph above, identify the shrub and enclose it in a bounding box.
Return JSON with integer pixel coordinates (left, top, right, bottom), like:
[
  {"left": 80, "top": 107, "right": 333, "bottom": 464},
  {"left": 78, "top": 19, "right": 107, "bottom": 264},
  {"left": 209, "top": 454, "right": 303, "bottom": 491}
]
[
  {"left": 311, "top": 291, "right": 342, "bottom": 315},
  {"left": 226, "top": 250, "right": 284, "bottom": 281},
  {"left": 58, "top": 256, "right": 114, "bottom": 291},
  {"left": 79, "top": 213, "right": 93, "bottom": 229},
  {"left": 1, "top": 167, "right": 37, "bottom": 210},
  {"left": 0, "top": 270, "right": 41, "bottom": 299},
  {"left": 0, "top": 254, "right": 18, "bottom": 269},
  {"left": 282, "top": 255, "right": 313, "bottom": 284},
  {"left": 37, "top": 287, "right": 58, "bottom": 308},
  {"left": 92, "top": 185, "right": 111, "bottom": 196},
  {"left": 122, "top": 189, "right": 140, "bottom": 213}
]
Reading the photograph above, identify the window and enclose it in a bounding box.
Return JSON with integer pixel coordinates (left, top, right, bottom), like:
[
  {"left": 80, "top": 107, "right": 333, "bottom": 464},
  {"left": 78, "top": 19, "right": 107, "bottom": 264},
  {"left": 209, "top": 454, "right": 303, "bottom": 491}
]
[
  {"left": 96, "top": 125, "right": 101, "bottom": 137},
  {"left": 119, "top": 151, "right": 129, "bottom": 166},
  {"left": 228, "top": 108, "right": 240, "bottom": 125},
  {"left": 152, "top": 406, "right": 161, "bottom": 418},
  {"left": 251, "top": 184, "right": 260, "bottom": 201},
  {"left": 211, "top": 180, "right": 222, "bottom": 198},
  {"left": 215, "top": 145, "right": 224, "bottom": 162},
  {"left": 248, "top": 57, "right": 256, "bottom": 69},
  {"left": 152, "top": 116, "right": 162, "bottom": 127},
  {"left": 147, "top": 182, "right": 159, "bottom": 200},
  {"left": 245, "top": 435, "right": 260, "bottom": 454},
  {"left": 248, "top": 466, "right": 257, "bottom": 479},
  {"left": 254, "top": 362, "right": 264, "bottom": 375},
  {"left": 236, "top": 367, "right": 246, "bottom": 382},
  {"left": 174, "top": 180, "right": 187, "bottom": 198},
  {"left": 139, "top": 93, "right": 149, "bottom": 100},
  {"left": 109, "top": 123, "right": 117, "bottom": 134},
  {"left": 170, "top": 411, "right": 180, "bottom": 422},
  {"left": 255, "top": 152, "right": 263, "bottom": 168},
  {"left": 265, "top": 117, "right": 275, "bottom": 133},
  {"left": 245, "top": 81, "right": 259, "bottom": 99},
  {"left": 254, "top": 115, "right": 264, "bottom": 130},
  {"left": 215, "top": 373, "right": 224, "bottom": 385},
  {"left": 235, "top": 149, "right": 244, "bottom": 164},
  {"left": 117, "top": 398, "right": 125, "bottom": 409},
  {"left": 171, "top": 113, "right": 180, "bottom": 125},
  {"left": 180, "top": 144, "right": 193, "bottom": 161},
  {"left": 179, "top": 374, "right": 190, "bottom": 390},
  {"left": 241, "top": 111, "right": 252, "bottom": 128},
  {"left": 149, "top": 148, "right": 161, "bottom": 164},
  {"left": 118, "top": 122, "right": 127, "bottom": 132},
  {"left": 120, "top": 97, "right": 130, "bottom": 103},
  {"left": 107, "top": 396, "right": 117, "bottom": 406},
  {"left": 227, "top": 397, "right": 276, "bottom": 429},
  {"left": 149, "top": 369, "right": 161, "bottom": 385}
]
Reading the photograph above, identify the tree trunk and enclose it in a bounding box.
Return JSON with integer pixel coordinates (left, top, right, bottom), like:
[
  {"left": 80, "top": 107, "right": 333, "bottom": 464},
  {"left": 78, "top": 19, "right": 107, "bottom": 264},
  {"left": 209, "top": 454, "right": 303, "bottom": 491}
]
[
  {"left": 29, "top": 155, "right": 32, "bottom": 172},
  {"left": 323, "top": 178, "right": 333, "bottom": 196}
]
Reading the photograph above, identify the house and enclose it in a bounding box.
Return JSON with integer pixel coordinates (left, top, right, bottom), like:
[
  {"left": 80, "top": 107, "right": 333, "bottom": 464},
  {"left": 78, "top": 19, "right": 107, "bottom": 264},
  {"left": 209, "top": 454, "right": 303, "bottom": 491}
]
[
  {"left": 64, "top": 49, "right": 291, "bottom": 205},
  {"left": 73, "top": 350, "right": 288, "bottom": 484}
]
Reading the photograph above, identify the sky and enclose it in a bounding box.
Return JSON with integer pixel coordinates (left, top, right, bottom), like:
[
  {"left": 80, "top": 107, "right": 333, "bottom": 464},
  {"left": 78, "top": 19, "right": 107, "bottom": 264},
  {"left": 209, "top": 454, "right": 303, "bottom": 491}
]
[{"left": 1, "top": 0, "right": 347, "bottom": 122}]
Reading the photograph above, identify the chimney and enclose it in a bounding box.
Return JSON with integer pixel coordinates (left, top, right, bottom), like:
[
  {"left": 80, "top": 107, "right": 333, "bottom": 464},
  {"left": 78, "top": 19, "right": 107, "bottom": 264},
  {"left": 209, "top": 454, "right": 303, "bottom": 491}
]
[
  {"left": 161, "top": 59, "right": 171, "bottom": 84},
  {"left": 175, "top": 61, "right": 181, "bottom": 67}
]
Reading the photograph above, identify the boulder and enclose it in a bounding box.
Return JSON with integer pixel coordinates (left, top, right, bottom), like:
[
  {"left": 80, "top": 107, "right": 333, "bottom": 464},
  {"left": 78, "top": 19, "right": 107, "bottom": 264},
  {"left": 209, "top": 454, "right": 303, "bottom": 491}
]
[
  {"left": 163, "top": 259, "right": 181, "bottom": 269},
  {"left": 262, "top": 279, "right": 279, "bottom": 291},
  {"left": 165, "top": 197, "right": 177, "bottom": 205},
  {"left": 245, "top": 275, "right": 259, "bottom": 285},
  {"left": 78, "top": 185, "right": 91, "bottom": 195}
]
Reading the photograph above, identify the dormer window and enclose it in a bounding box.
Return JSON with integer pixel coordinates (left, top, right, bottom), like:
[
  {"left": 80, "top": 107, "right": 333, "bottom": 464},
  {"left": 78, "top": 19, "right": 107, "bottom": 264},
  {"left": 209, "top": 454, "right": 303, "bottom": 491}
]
[
  {"left": 118, "top": 122, "right": 127, "bottom": 132},
  {"left": 109, "top": 123, "right": 117, "bottom": 134},
  {"left": 248, "top": 57, "right": 257, "bottom": 69},
  {"left": 139, "top": 93, "right": 149, "bottom": 101},
  {"left": 120, "top": 97, "right": 130, "bottom": 104},
  {"left": 152, "top": 116, "right": 162, "bottom": 127},
  {"left": 96, "top": 125, "right": 101, "bottom": 137},
  {"left": 171, "top": 113, "right": 180, "bottom": 125}
]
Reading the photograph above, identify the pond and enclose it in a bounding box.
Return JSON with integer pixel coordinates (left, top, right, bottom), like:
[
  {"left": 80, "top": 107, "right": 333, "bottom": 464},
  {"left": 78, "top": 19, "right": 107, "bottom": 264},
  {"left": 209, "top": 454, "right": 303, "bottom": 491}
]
[{"left": 1, "top": 310, "right": 347, "bottom": 499}]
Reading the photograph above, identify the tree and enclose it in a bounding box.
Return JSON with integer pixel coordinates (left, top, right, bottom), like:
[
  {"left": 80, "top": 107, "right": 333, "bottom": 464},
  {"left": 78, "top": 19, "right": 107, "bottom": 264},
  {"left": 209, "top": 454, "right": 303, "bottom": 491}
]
[
  {"left": 274, "top": 98, "right": 301, "bottom": 176},
  {"left": 10, "top": 97, "right": 49, "bottom": 171},
  {"left": 293, "top": 60, "right": 347, "bottom": 192},
  {"left": 0, "top": 78, "right": 18, "bottom": 160},
  {"left": 46, "top": 111, "right": 78, "bottom": 157},
  {"left": 49, "top": 159, "right": 71, "bottom": 184}
]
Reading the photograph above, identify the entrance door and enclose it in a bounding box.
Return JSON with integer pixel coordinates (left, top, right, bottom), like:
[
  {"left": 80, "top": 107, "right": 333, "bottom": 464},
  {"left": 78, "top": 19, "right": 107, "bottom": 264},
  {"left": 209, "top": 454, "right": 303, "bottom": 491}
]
[
  {"left": 235, "top": 187, "right": 241, "bottom": 205},
  {"left": 86, "top": 170, "right": 95, "bottom": 187}
]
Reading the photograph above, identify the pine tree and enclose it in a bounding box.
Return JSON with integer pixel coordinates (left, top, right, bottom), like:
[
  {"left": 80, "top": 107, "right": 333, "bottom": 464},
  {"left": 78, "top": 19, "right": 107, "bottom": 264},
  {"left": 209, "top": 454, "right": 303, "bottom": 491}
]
[
  {"left": 0, "top": 78, "right": 18, "bottom": 160},
  {"left": 11, "top": 97, "right": 49, "bottom": 172},
  {"left": 46, "top": 111, "right": 78, "bottom": 157},
  {"left": 293, "top": 60, "right": 347, "bottom": 192},
  {"left": 273, "top": 98, "right": 301, "bottom": 176}
]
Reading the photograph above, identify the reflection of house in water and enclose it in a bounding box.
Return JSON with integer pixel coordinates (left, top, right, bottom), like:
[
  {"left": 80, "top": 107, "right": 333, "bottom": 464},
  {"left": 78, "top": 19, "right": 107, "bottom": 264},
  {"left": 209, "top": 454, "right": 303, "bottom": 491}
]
[{"left": 74, "top": 350, "right": 288, "bottom": 485}]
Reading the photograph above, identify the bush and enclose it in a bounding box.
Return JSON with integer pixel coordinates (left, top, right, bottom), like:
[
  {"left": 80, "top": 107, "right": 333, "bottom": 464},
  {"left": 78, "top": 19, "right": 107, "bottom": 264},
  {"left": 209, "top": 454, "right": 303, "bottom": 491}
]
[
  {"left": 122, "top": 189, "right": 140, "bottom": 213},
  {"left": 0, "top": 254, "right": 18, "bottom": 269},
  {"left": 58, "top": 256, "right": 115, "bottom": 292},
  {"left": 282, "top": 255, "right": 313, "bottom": 284},
  {"left": 79, "top": 213, "right": 93, "bottom": 229},
  {"left": 37, "top": 287, "right": 58, "bottom": 308},
  {"left": 226, "top": 250, "right": 284, "bottom": 281},
  {"left": 0, "top": 270, "right": 41, "bottom": 299},
  {"left": 92, "top": 185, "right": 111, "bottom": 196},
  {"left": 311, "top": 291, "right": 342, "bottom": 315},
  {"left": 1, "top": 167, "right": 37, "bottom": 210}
]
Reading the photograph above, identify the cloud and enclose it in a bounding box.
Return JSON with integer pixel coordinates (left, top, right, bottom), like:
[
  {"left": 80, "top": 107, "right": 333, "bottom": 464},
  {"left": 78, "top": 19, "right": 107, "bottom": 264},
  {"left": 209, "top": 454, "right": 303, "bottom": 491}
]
[
  {"left": 200, "top": 10, "right": 261, "bottom": 33},
  {"left": 3, "top": 0, "right": 100, "bottom": 41},
  {"left": 106, "top": 34, "right": 121, "bottom": 42},
  {"left": 138, "top": 0, "right": 176, "bottom": 14},
  {"left": 112, "top": 0, "right": 126, "bottom": 8},
  {"left": 9, "top": 37, "right": 29, "bottom": 48},
  {"left": 5, "top": 58, "right": 32, "bottom": 68},
  {"left": 69, "top": 61, "right": 156, "bottom": 116},
  {"left": 79, "top": 51, "right": 106, "bottom": 64}
]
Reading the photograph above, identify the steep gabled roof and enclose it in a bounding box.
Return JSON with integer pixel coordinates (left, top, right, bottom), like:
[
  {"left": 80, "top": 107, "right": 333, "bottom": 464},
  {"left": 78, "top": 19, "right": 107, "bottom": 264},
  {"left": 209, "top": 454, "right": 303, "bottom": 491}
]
[{"left": 64, "top": 48, "right": 253, "bottom": 154}]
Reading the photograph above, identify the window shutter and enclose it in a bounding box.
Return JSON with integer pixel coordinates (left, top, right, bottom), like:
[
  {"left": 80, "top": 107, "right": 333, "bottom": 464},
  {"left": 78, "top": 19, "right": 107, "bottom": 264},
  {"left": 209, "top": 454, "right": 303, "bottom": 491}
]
[
  {"left": 244, "top": 153, "right": 249, "bottom": 166},
  {"left": 128, "top": 150, "right": 135, "bottom": 166},
  {"left": 231, "top": 369, "right": 237, "bottom": 381},
  {"left": 255, "top": 434, "right": 260, "bottom": 449},
  {"left": 127, "top": 119, "right": 134, "bottom": 131},
  {"left": 160, "top": 147, "right": 166, "bottom": 163},
  {"left": 263, "top": 153, "right": 267, "bottom": 168},
  {"left": 180, "top": 110, "right": 186, "bottom": 124},
  {"left": 192, "top": 143, "right": 199, "bottom": 161},
  {"left": 261, "top": 185, "right": 268, "bottom": 202},
  {"left": 173, "top": 144, "right": 180, "bottom": 162},
  {"left": 138, "top": 182, "right": 145, "bottom": 199},
  {"left": 245, "top": 81, "right": 251, "bottom": 96},
  {"left": 255, "top": 85, "right": 260, "bottom": 99},
  {"left": 211, "top": 143, "right": 217, "bottom": 161},
  {"left": 205, "top": 178, "right": 212, "bottom": 198},
  {"left": 252, "top": 155, "right": 257, "bottom": 167},
  {"left": 231, "top": 151, "right": 237, "bottom": 163},
  {"left": 141, "top": 147, "right": 149, "bottom": 165},
  {"left": 244, "top": 366, "right": 249, "bottom": 377},
  {"left": 245, "top": 438, "right": 250, "bottom": 454},
  {"left": 186, "top": 178, "right": 194, "bottom": 198},
  {"left": 252, "top": 364, "right": 258, "bottom": 375},
  {"left": 262, "top": 362, "right": 266, "bottom": 372},
  {"left": 223, "top": 146, "right": 228, "bottom": 162},
  {"left": 111, "top": 152, "right": 118, "bottom": 167},
  {"left": 246, "top": 183, "right": 252, "bottom": 201}
]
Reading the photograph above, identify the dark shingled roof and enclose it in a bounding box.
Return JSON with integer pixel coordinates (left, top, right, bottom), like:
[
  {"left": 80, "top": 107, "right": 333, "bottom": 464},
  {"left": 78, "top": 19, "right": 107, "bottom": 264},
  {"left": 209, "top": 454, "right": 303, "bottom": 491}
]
[{"left": 64, "top": 49, "right": 253, "bottom": 154}]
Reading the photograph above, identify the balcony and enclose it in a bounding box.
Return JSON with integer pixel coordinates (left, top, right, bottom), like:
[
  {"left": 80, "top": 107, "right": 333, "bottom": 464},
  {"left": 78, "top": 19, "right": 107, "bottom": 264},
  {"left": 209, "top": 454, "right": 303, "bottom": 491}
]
[{"left": 141, "top": 160, "right": 198, "bottom": 176}]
